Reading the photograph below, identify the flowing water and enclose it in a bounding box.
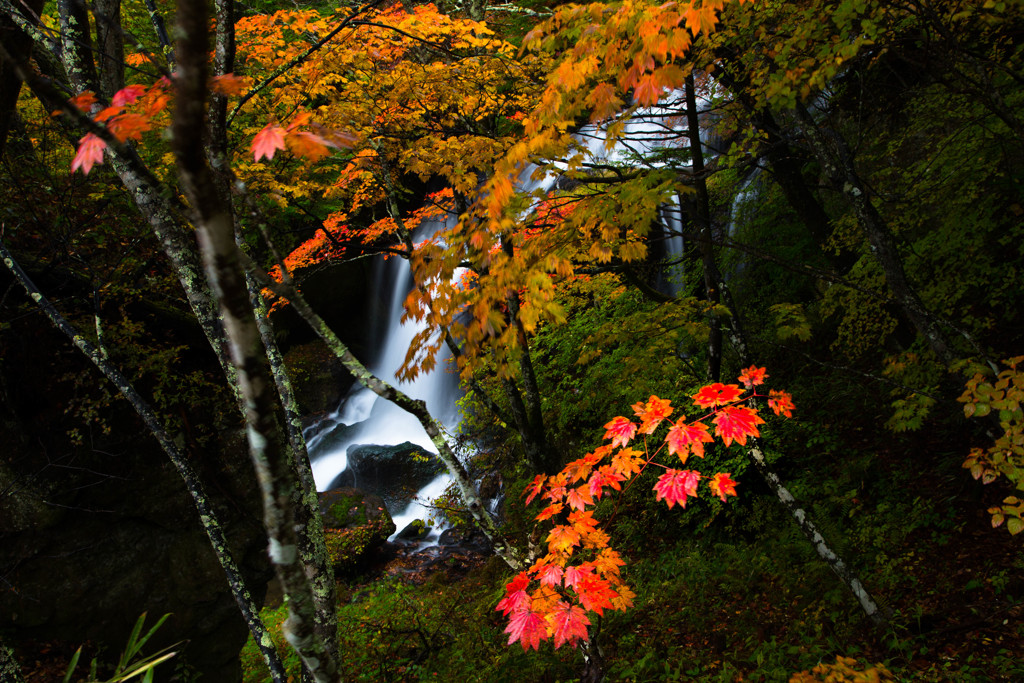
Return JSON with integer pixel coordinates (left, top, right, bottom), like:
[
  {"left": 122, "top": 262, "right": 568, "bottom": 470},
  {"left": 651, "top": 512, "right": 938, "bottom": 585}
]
[
  {"left": 305, "top": 216, "right": 461, "bottom": 544},
  {"left": 302, "top": 87, "right": 750, "bottom": 543}
]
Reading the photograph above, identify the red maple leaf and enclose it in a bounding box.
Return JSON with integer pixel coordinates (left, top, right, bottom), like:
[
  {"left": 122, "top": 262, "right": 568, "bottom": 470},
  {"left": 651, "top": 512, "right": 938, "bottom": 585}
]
[
  {"left": 587, "top": 465, "right": 625, "bottom": 500},
  {"left": 111, "top": 84, "right": 146, "bottom": 107},
  {"left": 709, "top": 472, "right": 738, "bottom": 501},
  {"left": 664, "top": 418, "right": 713, "bottom": 464},
  {"left": 603, "top": 415, "right": 637, "bottom": 448},
  {"left": 504, "top": 607, "right": 548, "bottom": 650},
  {"left": 653, "top": 469, "right": 701, "bottom": 509},
  {"left": 692, "top": 383, "right": 743, "bottom": 409},
  {"left": 632, "top": 395, "right": 673, "bottom": 434},
  {"left": 564, "top": 563, "right": 594, "bottom": 590},
  {"left": 712, "top": 405, "right": 764, "bottom": 446},
  {"left": 537, "top": 563, "right": 564, "bottom": 588},
  {"left": 496, "top": 572, "right": 531, "bottom": 616},
  {"left": 738, "top": 365, "right": 767, "bottom": 388},
  {"left": 768, "top": 389, "right": 795, "bottom": 418},
  {"left": 523, "top": 474, "right": 546, "bottom": 505},
  {"left": 71, "top": 133, "right": 106, "bottom": 174},
  {"left": 549, "top": 601, "right": 591, "bottom": 648},
  {"left": 252, "top": 124, "right": 287, "bottom": 161}
]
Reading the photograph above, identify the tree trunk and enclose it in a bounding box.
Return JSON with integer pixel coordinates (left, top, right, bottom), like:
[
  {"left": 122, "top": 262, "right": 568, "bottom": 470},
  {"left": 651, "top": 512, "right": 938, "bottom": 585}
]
[
  {"left": 684, "top": 73, "right": 722, "bottom": 382},
  {"left": 171, "top": 0, "right": 339, "bottom": 677},
  {"left": 92, "top": 0, "right": 123, "bottom": 99},
  {"left": 795, "top": 104, "right": 955, "bottom": 366},
  {"left": 718, "top": 278, "right": 888, "bottom": 627}
]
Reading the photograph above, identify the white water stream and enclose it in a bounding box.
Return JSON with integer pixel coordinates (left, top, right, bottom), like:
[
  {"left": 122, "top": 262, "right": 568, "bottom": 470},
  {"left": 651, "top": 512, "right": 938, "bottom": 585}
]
[{"left": 306, "top": 216, "right": 460, "bottom": 544}]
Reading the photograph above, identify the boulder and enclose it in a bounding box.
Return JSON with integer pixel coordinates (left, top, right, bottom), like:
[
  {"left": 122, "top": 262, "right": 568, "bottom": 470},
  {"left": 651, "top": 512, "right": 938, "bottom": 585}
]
[
  {"left": 319, "top": 488, "right": 396, "bottom": 574},
  {"left": 326, "top": 442, "right": 445, "bottom": 511},
  {"left": 394, "top": 519, "right": 432, "bottom": 542}
]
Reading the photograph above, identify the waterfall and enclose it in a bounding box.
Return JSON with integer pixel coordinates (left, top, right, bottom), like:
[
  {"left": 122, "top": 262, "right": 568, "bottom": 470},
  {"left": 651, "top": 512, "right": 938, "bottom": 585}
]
[
  {"left": 303, "top": 86, "right": 721, "bottom": 544},
  {"left": 305, "top": 215, "right": 461, "bottom": 544}
]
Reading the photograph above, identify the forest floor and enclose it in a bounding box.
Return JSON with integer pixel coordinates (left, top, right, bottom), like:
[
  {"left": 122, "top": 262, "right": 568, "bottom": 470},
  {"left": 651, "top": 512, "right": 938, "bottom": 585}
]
[{"left": 239, "top": 438, "right": 1024, "bottom": 682}]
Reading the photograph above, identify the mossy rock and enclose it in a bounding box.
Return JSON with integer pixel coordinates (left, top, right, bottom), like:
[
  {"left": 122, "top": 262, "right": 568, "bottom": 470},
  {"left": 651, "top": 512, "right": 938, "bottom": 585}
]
[
  {"left": 318, "top": 488, "right": 395, "bottom": 574},
  {"left": 282, "top": 341, "right": 355, "bottom": 417}
]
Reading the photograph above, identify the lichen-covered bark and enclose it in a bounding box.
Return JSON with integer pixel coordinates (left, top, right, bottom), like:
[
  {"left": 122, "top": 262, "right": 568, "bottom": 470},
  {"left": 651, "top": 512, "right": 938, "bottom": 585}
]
[
  {"left": 249, "top": 276, "right": 339, "bottom": 669},
  {"left": 171, "top": 0, "right": 340, "bottom": 677},
  {"left": 57, "top": 0, "right": 96, "bottom": 91},
  {"left": 744, "top": 443, "right": 886, "bottom": 626},
  {"left": 0, "top": 239, "right": 288, "bottom": 680}
]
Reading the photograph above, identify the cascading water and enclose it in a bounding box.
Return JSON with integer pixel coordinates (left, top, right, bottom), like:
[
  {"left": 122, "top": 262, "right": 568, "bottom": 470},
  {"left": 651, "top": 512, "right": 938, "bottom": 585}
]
[
  {"left": 303, "top": 87, "right": 724, "bottom": 545},
  {"left": 304, "top": 215, "right": 461, "bottom": 544}
]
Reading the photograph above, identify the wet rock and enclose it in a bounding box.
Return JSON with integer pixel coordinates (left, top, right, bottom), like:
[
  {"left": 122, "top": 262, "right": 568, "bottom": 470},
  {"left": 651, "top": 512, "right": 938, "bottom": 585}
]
[
  {"left": 282, "top": 341, "right": 357, "bottom": 418},
  {"left": 319, "top": 488, "right": 396, "bottom": 575},
  {"left": 326, "top": 442, "right": 445, "bottom": 511},
  {"left": 394, "top": 519, "right": 432, "bottom": 542},
  {"left": 437, "top": 526, "right": 491, "bottom": 553}
]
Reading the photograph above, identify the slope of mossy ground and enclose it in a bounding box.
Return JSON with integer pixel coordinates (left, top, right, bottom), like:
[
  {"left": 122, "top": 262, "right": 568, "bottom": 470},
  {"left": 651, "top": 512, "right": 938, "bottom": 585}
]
[{"left": 239, "top": 430, "right": 1024, "bottom": 682}]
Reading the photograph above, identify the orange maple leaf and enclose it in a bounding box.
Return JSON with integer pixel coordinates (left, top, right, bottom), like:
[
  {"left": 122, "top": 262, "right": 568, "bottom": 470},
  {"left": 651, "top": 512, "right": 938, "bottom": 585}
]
[
  {"left": 107, "top": 113, "right": 152, "bottom": 143},
  {"left": 738, "top": 365, "right": 768, "bottom": 388},
  {"left": 610, "top": 447, "right": 644, "bottom": 477},
  {"left": 547, "top": 524, "right": 582, "bottom": 554},
  {"left": 768, "top": 389, "right": 795, "bottom": 417},
  {"left": 709, "top": 472, "right": 738, "bottom": 501},
  {"left": 632, "top": 395, "right": 673, "bottom": 434},
  {"left": 665, "top": 418, "right": 713, "bottom": 463},
  {"left": 210, "top": 74, "right": 249, "bottom": 96},
  {"left": 692, "top": 382, "right": 742, "bottom": 409}
]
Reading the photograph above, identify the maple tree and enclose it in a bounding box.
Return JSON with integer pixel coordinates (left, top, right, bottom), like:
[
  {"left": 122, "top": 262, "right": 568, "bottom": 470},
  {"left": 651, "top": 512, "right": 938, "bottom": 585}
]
[{"left": 498, "top": 367, "right": 793, "bottom": 650}]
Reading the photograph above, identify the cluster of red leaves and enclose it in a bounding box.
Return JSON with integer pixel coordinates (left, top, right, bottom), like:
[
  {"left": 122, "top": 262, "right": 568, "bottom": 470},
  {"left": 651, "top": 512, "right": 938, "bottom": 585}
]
[
  {"left": 68, "top": 79, "right": 172, "bottom": 173},
  {"left": 66, "top": 74, "right": 349, "bottom": 175},
  {"left": 500, "top": 367, "right": 794, "bottom": 650},
  {"left": 251, "top": 112, "right": 357, "bottom": 164}
]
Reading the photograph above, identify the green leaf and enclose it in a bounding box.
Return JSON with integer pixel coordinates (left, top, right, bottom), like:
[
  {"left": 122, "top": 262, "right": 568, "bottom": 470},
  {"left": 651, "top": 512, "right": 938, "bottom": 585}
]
[
  {"left": 1006, "top": 516, "right": 1023, "bottom": 535},
  {"left": 62, "top": 647, "right": 82, "bottom": 683}
]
